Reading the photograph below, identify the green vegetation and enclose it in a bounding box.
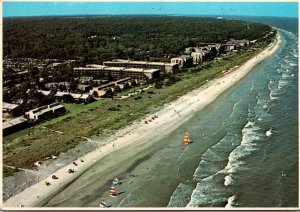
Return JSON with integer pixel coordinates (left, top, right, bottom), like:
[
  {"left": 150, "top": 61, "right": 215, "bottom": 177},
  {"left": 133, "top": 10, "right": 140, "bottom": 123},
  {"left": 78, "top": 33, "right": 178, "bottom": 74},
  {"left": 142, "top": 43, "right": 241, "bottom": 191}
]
[
  {"left": 4, "top": 15, "right": 271, "bottom": 63},
  {"left": 3, "top": 166, "right": 20, "bottom": 178},
  {"left": 3, "top": 48, "right": 263, "bottom": 170},
  {"left": 3, "top": 15, "right": 274, "bottom": 176}
]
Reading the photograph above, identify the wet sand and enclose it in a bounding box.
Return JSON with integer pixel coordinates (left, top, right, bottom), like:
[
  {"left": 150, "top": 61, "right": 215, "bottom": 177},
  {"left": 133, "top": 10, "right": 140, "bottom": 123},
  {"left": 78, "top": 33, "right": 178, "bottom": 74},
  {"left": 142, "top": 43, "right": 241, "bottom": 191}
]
[{"left": 3, "top": 34, "right": 281, "bottom": 209}]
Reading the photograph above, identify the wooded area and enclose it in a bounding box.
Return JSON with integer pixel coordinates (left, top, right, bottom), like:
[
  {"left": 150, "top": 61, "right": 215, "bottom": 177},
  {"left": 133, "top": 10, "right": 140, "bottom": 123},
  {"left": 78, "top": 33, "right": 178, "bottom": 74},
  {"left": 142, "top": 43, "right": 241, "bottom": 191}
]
[{"left": 4, "top": 15, "right": 271, "bottom": 63}]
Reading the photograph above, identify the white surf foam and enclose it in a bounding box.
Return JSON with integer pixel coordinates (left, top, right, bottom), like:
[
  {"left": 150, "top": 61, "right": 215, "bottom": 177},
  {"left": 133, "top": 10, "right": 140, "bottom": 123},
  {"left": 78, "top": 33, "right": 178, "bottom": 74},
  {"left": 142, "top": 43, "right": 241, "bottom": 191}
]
[
  {"left": 266, "top": 128, "right": 272, "bottom": 137},
  {"left": 167, "top": 183, "right": 194, "bottom": 207},
  {"left": 224, "top": 174, "right": 234, "bottom": 186},
  {"left": 225, "top": 195, "right": 236, "bottom": 208},
  {"left": 186, "top": 181, "right": 227, "bottom": 207}
]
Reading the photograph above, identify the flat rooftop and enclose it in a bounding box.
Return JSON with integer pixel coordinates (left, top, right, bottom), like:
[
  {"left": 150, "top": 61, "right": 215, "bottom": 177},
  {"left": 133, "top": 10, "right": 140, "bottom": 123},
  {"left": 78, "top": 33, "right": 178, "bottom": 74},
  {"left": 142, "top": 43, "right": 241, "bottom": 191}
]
[
  {"left": 74, "top": 67, "right": 105, "bottom": 70},
  {"left": 143, "top": 69, "right": 161, "bottom": 73},
  {"left": 124, "top": 68, "right": 144, "bottom": 72},
  {"left": 3, "top": 102, "right": 19, "bottom": 110},
  {"left": 3, "top": 116, "right": 28, "bottom": 129},
  {"left": 86, "top": 64, "right": 106, "bottom": 68},
  {"left": 128, "top": 61, "right": 147, "bottom": 65},
  {"left": 146, "top": 62, "right": 165, "bottom": 66},
  {"left": 104, "top": 67, "right": 125, "bottom": 71},
  {"left": 111, "top": 59, "right": 129, "bottom": 63}
]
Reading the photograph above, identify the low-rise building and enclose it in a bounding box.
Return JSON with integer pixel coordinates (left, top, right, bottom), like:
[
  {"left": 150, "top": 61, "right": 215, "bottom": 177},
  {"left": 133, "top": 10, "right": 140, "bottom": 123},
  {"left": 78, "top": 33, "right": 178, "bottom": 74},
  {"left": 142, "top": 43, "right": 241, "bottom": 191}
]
[
  {"left": 90, "top": 77, "right": 135, "bottom": 97},
  {"left": 222, "top": 43, "right": 237, "bottom": 52},
  {"left": 74, "top": 65, "right": 160, "bottom": 80},
  {"left": 78, "top": 84, "right": 92, "bottom": 92},
  {"left": 25, "top": 103, "right": 66, "bottom": 122},
  {"left": 171, "top": 57, "right": 184, "bottom": 68},
  {"left": 91, "top": 83, "right": 115, "bottom": 97},
  {"left": 45, "top": 82, "right": 70, "bottom": 90},
  {"left": 224, "top": 39, "right": 250, "bottom": 51},
  {"left": 171, "top": 55, "right": 193, "bottom": 68},
  {"left": 103, "top": 59, "right": 178, "bottom": 74},
  {"left": 3, "top": 116, "right": 29, "bottom": 136},
  {"left": 37, "top": 90, "right": 94, "bottom": 104},
  {"left": 79, "top": 76, "right": 94, "bottom": 84},
  {"left": 2, "top": 102, "right": 21, "bottom": 114},
  {"left": 191, "top": 52, "right": 204, "bottom": 64}
]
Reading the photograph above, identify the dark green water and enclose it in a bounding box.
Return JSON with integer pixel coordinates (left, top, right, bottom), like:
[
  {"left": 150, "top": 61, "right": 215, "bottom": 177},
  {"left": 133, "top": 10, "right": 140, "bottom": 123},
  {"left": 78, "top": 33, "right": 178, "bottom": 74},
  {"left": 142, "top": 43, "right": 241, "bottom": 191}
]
[{"left": 168, "top": 19, "right": 298, "bottom": 207}]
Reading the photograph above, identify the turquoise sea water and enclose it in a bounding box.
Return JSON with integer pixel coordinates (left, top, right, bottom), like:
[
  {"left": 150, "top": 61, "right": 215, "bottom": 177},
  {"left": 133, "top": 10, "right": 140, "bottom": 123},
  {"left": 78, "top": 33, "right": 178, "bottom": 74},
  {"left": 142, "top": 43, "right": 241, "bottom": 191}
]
[{"left": 44, "top": 17, "right": 298, "bottom": 208}]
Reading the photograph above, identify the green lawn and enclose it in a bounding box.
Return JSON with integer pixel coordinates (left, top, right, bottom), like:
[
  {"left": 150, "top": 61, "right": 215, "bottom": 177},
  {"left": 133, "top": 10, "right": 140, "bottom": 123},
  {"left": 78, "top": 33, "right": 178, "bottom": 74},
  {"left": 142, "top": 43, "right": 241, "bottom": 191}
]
[{"left": 3, "top": 48, "right": 262, "bottom": 171}]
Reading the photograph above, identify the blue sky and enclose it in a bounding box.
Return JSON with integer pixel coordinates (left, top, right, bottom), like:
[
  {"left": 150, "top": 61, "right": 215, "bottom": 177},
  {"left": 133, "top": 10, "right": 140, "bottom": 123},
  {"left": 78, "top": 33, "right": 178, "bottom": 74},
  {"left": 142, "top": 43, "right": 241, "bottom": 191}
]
[{"left": 3, "top": 2, "right": 298, "bottom": 18}]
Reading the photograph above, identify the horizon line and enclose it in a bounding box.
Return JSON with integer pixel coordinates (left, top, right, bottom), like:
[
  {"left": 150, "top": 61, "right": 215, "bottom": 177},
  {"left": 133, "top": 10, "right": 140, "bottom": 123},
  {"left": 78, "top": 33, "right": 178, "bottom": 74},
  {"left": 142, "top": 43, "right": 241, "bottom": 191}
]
[{"left": 3, "top": 13, "right": 298, "bottom": 19}]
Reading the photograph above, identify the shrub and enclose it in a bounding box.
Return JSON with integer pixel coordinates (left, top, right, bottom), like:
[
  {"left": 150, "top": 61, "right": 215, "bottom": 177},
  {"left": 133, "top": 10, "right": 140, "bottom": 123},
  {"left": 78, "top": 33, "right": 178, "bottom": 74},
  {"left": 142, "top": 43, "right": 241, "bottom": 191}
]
[{"left": 108, "top": 107, "right": 121, "bottom": 111}]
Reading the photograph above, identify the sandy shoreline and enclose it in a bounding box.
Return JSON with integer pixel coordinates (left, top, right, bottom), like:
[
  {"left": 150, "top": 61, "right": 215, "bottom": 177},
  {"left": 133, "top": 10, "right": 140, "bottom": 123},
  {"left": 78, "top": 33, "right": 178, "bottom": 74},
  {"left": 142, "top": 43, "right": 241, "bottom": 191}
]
[{"left": 3, "top": 33, "right": 281, "bottom": 208}]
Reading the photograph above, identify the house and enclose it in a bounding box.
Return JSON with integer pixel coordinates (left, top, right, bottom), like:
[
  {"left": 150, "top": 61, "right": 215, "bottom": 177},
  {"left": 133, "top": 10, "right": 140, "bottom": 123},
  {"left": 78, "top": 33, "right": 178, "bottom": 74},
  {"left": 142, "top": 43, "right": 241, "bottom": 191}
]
[
  {"left": 91, "top": 83, "right": 114, "bottom": 97},
  {"left": 48, "top": 103, "right": 67, "bottom": 116},
  {"left": 90, "top": 77, "right": 136, "bottom": 97},
  {"left": 25, "top": 106, "right": 53, "bottom": 121},
  {"left": 24, "top": 103, "right": 66, "bottom": 122},
  {"left": 37, "top": 89, "right": 94, "bottom": 104},
  {"left": 222, "top": 43, "right": 237, "bottom": 52},
  {"left": 143, "top": 69, "right": 160, "bottom": 79},
  {"left": 191, "top": 52, "right": 203, "bottom": 64},
  {"left": 114, "top": 77, "right": 132, "bottom": 90},
  {"left": 45, "top": 82, "right": 69, "bottom": 90},
  {"left": 79, "top": 76, "right": 94, "bottom": 84},
  {"left": 35, "top": 90, "right": 56, "bottom": 105},
  {"left": 78, "top": 84, "right": 92, "bottom": 93},
  {"left": 165, "top": 63, "right": 179, "bottom": 74},
  {"left": 224, "top": 39, "right": 250, "bottom": 51},
  {"left": 3, "top": 116, "right": 29, "bottom": 136},
  {"left": 45, "top": 82, "right": 58, "bottom": 90},
  {"left": 2, "top": 102, "right": 21, "bottom": 115},
  {"left": 171, "top": 57, "right": 184, "bottom": 68},
  {"left": 171, "top": 55, "right": 193, "bottom": 68},
  {"left": 78, "top": 94, "right": 94, "bottom": 104},
  {"left": 237, "top": 39, "right": 250, "bottom": 48}
]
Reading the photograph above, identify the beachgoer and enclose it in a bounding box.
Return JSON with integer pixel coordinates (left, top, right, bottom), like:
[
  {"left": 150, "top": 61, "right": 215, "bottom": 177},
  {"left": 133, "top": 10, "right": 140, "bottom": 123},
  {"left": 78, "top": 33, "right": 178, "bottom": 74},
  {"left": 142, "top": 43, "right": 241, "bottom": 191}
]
[
  {"left": 68, "top": 169, "right": 75, "bottom": 173},
  {"left": 80, "top": 158, "right": 84, "bottom": 162},
  {"left": 45, "top": 180, "right": 51, "bottom": 186},
  {"left": 73, "top": 161, "right": 78, "bottom": 166},
  {"left": 52, "top": 175, "right": 58, "bottom": 179},
  {"left": 112, "top": 178, "right": 119, "bottom": 185},
  {"left": 109, "top": 186, "right": 117, "bottom": 196},
  {"left": 99, "top": 200, "right": 107, "bottom": 208}
]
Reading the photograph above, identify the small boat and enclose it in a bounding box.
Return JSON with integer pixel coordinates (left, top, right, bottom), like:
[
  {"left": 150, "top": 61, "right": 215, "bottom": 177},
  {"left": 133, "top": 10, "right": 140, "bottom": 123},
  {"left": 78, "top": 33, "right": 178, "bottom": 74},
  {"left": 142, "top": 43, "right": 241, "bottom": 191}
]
[{"left": 183, "top": 132, "right": 192, "bottom": 145}]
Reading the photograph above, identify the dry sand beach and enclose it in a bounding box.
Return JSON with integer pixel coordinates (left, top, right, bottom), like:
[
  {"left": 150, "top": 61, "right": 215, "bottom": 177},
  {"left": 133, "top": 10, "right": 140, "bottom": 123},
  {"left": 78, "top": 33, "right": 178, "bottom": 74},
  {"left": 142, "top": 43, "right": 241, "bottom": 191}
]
[{"left": 3, "top": 33, "right": 281, "bottom": 208}]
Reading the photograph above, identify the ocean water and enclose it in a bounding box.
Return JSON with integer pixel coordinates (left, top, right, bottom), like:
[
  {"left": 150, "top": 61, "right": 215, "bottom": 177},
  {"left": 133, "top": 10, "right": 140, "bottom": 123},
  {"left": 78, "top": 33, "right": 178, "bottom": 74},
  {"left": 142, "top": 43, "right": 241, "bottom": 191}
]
[
  {"left": 168, "top": 22, "right": 298, "bottom": 208},
  {"left": 44, "top": 18, "right": 298, "bottom": 208}
]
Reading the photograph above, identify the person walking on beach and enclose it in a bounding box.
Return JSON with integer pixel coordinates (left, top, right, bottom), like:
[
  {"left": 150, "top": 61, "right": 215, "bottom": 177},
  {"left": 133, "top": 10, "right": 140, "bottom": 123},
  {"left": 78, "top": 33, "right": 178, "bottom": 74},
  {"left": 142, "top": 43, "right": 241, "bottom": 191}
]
[
  {"left": 68, "top": 169, "right": 75, "bottom": 173},
  {"left": 44, "top": 180, "right": 51, "bottom": 186},
  {"left": 99, "top": 200, "right": 107, "bottom": 208},
  {"left": 109, "top": 186, "right": 117, "bottom": 196}
]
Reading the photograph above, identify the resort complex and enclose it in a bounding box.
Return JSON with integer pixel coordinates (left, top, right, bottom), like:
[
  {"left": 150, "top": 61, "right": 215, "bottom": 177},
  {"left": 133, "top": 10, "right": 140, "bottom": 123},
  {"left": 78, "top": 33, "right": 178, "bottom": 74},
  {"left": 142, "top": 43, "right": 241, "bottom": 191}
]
[{"left": 2, "top": 7, "right": 298, "bottom": 209}]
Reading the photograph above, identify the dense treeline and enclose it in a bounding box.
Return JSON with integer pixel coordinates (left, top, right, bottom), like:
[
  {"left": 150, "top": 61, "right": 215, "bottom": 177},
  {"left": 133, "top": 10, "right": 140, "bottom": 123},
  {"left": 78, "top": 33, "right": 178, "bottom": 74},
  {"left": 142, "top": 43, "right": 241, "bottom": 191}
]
[{"left": 4, "top": 15, "right": 271, "bottom": 63}]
